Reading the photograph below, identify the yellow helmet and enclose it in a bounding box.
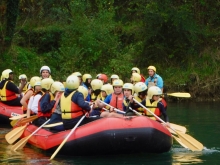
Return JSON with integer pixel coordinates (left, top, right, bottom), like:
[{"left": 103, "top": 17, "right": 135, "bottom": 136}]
[
  {"left": 147, "top": 66, "right": 156, "bottom": 72},
  {"left": 72, "top": 72, "right": 82, "bottom": 77},
  {"left": 82, "top": 74, "right": 92, "bottom": 82},
  {"left": 66, "top": 75, "right": 80, "bottom": 90},
  {"left": 147, "top": 86, "right": 162, "bottom": 99},
  {"left": 78, "top": 86, "right": 89, "bottom": 99},
  {"left": 123, "top": 83, "right": 134, "bottom": 94},
  {"left": 110, "top": 74, "right": 119, "bottom": 79},
  {"left": 91, "top": 79, "right": 103, "bottom": 90},
  {"left": 19, "top": 74, "right": 27, "bottom": 80},
  {"left": 131, "top": 67, "right": 140, "bottom": 74},
  {"left": 131, "top": 73, "right": 141, "bottom": 82},
  {"left": 50, "top": 81, "right": 65, "bottom": 94},
  {"left": 30, "top": 76, "right": 41, "bottom": 87},
  {"left": 2, "top": 69, "right": 13, "bottom": 79},
  {"left": 134, "top": 82, "right": 147, "bottom": 93},
  {"left": 34, "top": 81, "right": 41, "bottom": 87},
  {"left": 101, "top": 84, "right": 114, "bottom": 95},
  {"left": 41, "top": 78, "right": 54, "bottom": 90},
  {"left": 112, "top": 79, "right": 123, "bottom": 87}
]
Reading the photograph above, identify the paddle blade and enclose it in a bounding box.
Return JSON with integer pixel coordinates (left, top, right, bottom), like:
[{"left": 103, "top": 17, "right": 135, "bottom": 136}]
[
  {"left": 10, "top": 120, "right": 19, "bottom": 127},
  {"left": 172, "top": 135, "right": 188, "bottom": 149},
  {"left": 9, "top": 114, "right": 27, "bottom": 120},
  {"left": 5, "top": 125, "right": 27, "bottom": 144},
  {"left": 170, "top": 123, "right": 187, "bottom": 134},
  {"left": 43, "top": 122, "right": 63, "bottom": 128},
  {"left": 167, "top": 93, "right": 191, "bottom": 98},
  {"left": 176, "top": 130, "right": 203, "bottom": 151},
  {"left": 17, "top": 115, "right": 38, "bottom": 126},
  {"left": 11, "top": 136, "right": 29, "bottom": 151}
]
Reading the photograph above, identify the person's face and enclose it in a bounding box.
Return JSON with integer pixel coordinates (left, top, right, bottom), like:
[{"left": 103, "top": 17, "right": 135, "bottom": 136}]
[
  {"left": 101, "top": 91, "right": 107, "bottom": 97},
  {"left": 123, "top": 89, "right": 132, "bottom": 98},
  {"left": 148, "top": 69, "right": 155, "bottom": 77},
  {"left": 132, "top": 70, "right": 137, "bottom": 73},
  {"left": 152, "top": 95, "right": 160, "bottom": 101},
  {"left": 114, "top": 86, "right": 122, "bottom": 94},
  {"left": 87, "top": 78, "right": 92, "bottom": 83},
  {"left": 41, "top": 70, "right": 50, "bottom": 79},
  {"left": 9, "top": 73, "right": 14, "bottom": 80},
  {"left": 34, "top": 85, "right": 42, "bottom": 92}
]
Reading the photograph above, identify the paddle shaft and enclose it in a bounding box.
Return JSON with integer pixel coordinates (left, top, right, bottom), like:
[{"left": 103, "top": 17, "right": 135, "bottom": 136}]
[{"left": 50, "top": 113, "right": 88, "bottom": 160}]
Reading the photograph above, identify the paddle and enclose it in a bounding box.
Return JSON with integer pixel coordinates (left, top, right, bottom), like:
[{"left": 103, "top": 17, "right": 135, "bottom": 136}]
[
  {"left": 16, "top": 115, "right": 38, "bottom": 126},
  {"left": 9, "top": 114, "right": 27, "bottom": 120},
  {"left": 100, "top": 100, "right": 187, "bottom": 134},
  {"left": 165, "top": 92, "right": 191, "bottom": 98},
  {"left": 11, "top": 119, "right": 51, "bottom": 151},
  {"left": 133, "top": 98, "right": 203, "bottom": 151},
  {"left": 5, "top": 125, "right": 27, "bottom": 144},
  {"left": 10, "top": 120, "right": 19, "bottom": 127},
  {"left": 43, "top": 122, "right": 63, "bottom": 128},
  {"left": 172, "top": 135, "right": 188, "bottom": 149},
  {"left": 50, "top": 113, "right": 88, "bottom": 160}
]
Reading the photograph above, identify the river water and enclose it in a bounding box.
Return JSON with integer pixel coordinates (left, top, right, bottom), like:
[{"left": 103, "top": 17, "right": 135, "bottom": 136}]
[{"left": 0, "top": 102, "right": 220, "bottom": 165}]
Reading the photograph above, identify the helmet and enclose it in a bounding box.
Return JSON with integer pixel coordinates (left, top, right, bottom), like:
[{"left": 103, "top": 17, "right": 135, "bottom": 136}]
[
  {"left": 82, "top": 74, "right": 92, "bottom": 82},
  {"left": 147, "top": 66, "right": 156, "bottom": 72},
  {"left": 19, "top": 74, "right": 27, "bottom": 80},
  {"left": 96, "top": 73, "right": 102, "bottom": 78},
  {"left": 134, "top": 82, "right": 147, "bottom": 93},
  {"left": 101, "top": 84, "right": 113, "bottom": 95},
  {"left": 78, "top": 86, "right": 89, "bottom": 99},
  {"left": 110, "top": 74, "right": 119, "bottom": 79},
  {"left": 66, "top": 75, "right": 80, "bottom": 90},
  {"left": 147, "top": 86, "right": 162, "bottom": 99},
  {"left": 112, "top": 79, "right": 123, "bottom": 87},
  {"left": 91, "top": 79, "right": 103, "bottom": 90},
  {"left": 131, "top": 67, "right": 140, "bottom": 74},
  {"left": 123, "top": 83, "right": 134, "bottom": 94},
  {"left": 41, "top": 78, "right": 54, "bottom": 90},
  {"left": 72, "top": 72, "right": 82, "bottom": 77},
  {"left": 131, "top": 73, "right": 141, "bottom": 82},
  {"left": 40, "top": 66, "right": 51, "bottom": 74},
  {"left": 2, "top": 69, "right": 13, "bottom": 79},
  {"left": 30, "top": 76, "right": 41, "bottom": 87},
  {"left": 34, "top": 81, "right": 41, "bottom": 87},
  {"left": 50, "top": 81, "right": 65, "bottom": 94},
  {"left": 98, "top": 74, "right": 108, "bottom": 83}
]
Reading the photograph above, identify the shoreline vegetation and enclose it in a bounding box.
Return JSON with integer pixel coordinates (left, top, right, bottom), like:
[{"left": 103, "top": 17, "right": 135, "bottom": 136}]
[{"left": 0, "top": 0, "right": 220, "bottom": 101}]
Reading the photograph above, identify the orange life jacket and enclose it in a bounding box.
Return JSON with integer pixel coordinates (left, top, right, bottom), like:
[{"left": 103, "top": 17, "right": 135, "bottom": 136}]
[
  {"left": 0, "top": 81, "right": 17, "bottom": 101},
  {"left": 109, "top": 93, "right": 124, "bottom": 111},
  {"left": 60, "top": 91, "right": 87, "bottom": 119}
]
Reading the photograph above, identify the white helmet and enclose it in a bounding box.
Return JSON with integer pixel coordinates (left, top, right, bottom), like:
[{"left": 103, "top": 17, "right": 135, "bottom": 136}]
[
  {"left": 131, "top": 67, "right": 140, "bottom": 74},
  {"left": 66, "top": 75, "right": 80, "bottom": 90},
  {"left": 91, "top": 79, "right": 103, "bottom": 90},
  {"left": 40, "top": 66, "right": 51, "bottom": 74},
  {"left": 110, "top": 74, "right": 119, "bottom": 79},
  {"left": 101, "top": 84, "right": 114, "bottom": 95},
  {"left": 50, "top": 82, "right": 65, "bottom": 94},
  {"left": 147, "top": 86, "right": 162, "bottom": 99},
  {"left": 78, "top": 86, "right": 89, "bottom": 99},
  {"left": 123, "top": 83, "right": 134, "bottom": 94},
  {"left": 19, "top": 74, "right": 27, "bottom": 80},
  {"left": 1, "top": 69, "right": 13, "bottom": 79},
  {"left": 134, "top": 82, "right": 147, "bottom": 93}
]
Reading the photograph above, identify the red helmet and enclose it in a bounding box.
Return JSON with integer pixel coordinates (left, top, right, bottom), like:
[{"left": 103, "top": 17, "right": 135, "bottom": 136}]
[{"left": 98, "top": 74, "right": 108, "bottom": 83}]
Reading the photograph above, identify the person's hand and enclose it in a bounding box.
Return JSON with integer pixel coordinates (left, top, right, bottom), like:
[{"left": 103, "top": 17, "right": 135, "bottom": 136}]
[
  {"left": 20, "top": 79, "right": 27, "bottom": 86},
  {"left": 128, "top": 95, "right": 134, "bottom": 103},
  {"left": 109, "top": 107, "right": 115, "bottom": 113}
]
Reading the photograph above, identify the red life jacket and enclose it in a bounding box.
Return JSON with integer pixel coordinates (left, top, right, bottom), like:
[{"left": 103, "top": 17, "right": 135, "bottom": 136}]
[
  {"left": 0, "top": 81, "right": 17, "bottom": 101},
  {"left": 38, "top": 92, "right": 53, "bottom": 118},
  {"left": 109, "top": 93, "right": 124, "bottom": 111}
]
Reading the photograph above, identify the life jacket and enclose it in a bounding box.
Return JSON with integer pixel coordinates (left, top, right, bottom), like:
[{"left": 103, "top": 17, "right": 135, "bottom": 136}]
[
  {"left": 147, "top": 76, "right": 158, "bottom": 89},
  {"left": 60, "top": 91, "right": 87, "bottom": 119},
  {"left": 145, "top": 99, "right": 161, "bottom": 121},
  {"left": 161, "top": 98, "right": 167, "bottom": 109},
  {"left": 133, "top": 95, "right": 145, "bottom": 114},
  {"left": 38, "top": 91, "right": 53, "bottom": 118},
  {"left": 140, "top": 74, "right": 145, "bottom": 83},
  {"left": 90, "top": 93, "right": 101, "bottom": 102},
  {"left": 109, "top": 93, "right": 124, "bottom": 111},
  {"left": 19, "top": 82, "right": 30, "bottom": 93},
  {"left": 0, "top": 81, "right": 17, "bottom": 101},
  {"left": 22, "top": 88, "right": 34, "bottom": 112}
]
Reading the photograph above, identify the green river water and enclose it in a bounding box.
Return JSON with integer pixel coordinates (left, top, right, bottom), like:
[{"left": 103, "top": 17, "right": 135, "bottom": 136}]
[{"left": 0, "top": 102, "right": 220, "bottom": 165}]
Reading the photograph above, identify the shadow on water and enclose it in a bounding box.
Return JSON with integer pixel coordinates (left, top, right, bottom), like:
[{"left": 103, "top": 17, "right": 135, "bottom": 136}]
[{"left": 1, "top": 102, "right": 220, "bottom": 164}]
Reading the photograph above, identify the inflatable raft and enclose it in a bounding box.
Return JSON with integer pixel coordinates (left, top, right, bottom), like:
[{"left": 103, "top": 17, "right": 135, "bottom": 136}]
[
  {"left": 17, "top": 116, "right": 172, "bottom": 155},
  {"left": 0, "top": 102, "right": 22, "bottom": 125}
]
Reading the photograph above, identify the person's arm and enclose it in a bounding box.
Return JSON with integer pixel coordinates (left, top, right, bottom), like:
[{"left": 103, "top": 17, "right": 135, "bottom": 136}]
[
  {"left": 40, "top": 94, "right": 56, "bottom": 113},
  {"left": 7, "top": 81, "right": 20, "bottom": 94},
  {"left": 20, "top": 90, "right": 33, "bottom": 109},
  {"left": 30, "top": 94, "right": 42, "bottom": 114},
  {"left": 26, "top": 96, "right": 34, "bottom": 117},
  {"left": 74, "top": 92, "right": 91, "bottom": 112},
  {"left": 156, "top": 75, "right": 163, "bottom": 90},
  {"left": 158, "top": 102, "right": 169, "bottom": 122},
  {"left": 97, "top": 94, "right": 111, "bottom": 108}
]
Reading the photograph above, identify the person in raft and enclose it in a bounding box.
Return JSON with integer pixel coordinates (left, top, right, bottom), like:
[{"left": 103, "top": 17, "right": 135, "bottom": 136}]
[
  {"left": 130, "top": 86, "right": 169, "bottom": 126},
  {"left": 60, "top": 75, "right": 100, "bottom": 130},
  {"left": 0, "top": 69, "right": 25, "bottom": 106}
]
